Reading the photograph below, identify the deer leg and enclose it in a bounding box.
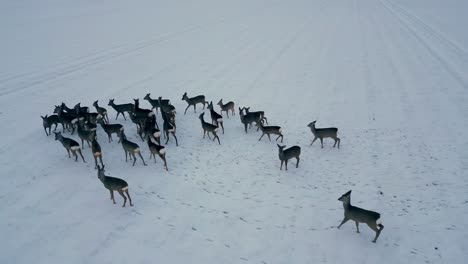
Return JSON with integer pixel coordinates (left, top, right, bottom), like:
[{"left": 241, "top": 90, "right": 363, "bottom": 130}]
[
  {"left": 138, "top": 152, "right": 147, "bottom": 166},
  {"left": 194, "top": 104, "right": 197, "bottom": 113},
  {"left": 125, "top": 190, "right": 133, "bottom": 206},
  {"left": 267, "top": 134, "right": 271, "bottom": 141},
  {"left": 220, "top": 122, "right": 224, "bottom": 134},
  {"left": 72, "top": 150, "right": 78, "bottom": 161},
  {"left": 87, "top": 140, "right": 91, "bottom": 148},
  {"left": 115, "top": 112, "right": 120, "bottom": 120},
  {"left": 213, "top": 133, "right": 220, "bottom": 145},
  {"left": 311, "top": 136, "right": 318, "bottom": 146},
  {"left": 110, "top": 190, "right": 116, "bottom": 204},
  {"left": 337, "top": 217, "right": 349, "bottom": 228},
  {"left": 285, "top": 160, "right": 288, "bottom": 170},
  {"left": 296, "top": 156, "right": 300, "bottom": 168},
  {"left": 184, "top": 105, "right": 190, "bottom": 115},
  {"left": 44, "top": 127, "right": 49, "bottom": 136},
  {"left": 122, "top": 112, "right": 127, "bottom": 121},
  {"left": 131, "top": 153, "right": 137, "bottom": 166},
  {"left": 117, "top": 190, "right": 127, "bottom": 207},
  {"left": 320, "top": 138, "right": 324, "bottom": 148},
  {"left": 367, "top": 222, "right": 382, "bottom": 243},
  {"left": 153, "top": 153, "right": 157, "bottom": 163},
  {"left": 232, "top": 109, "right": 235, "bottom": 116},
  {"left": 99, "top": 155, "right": 104, "bottom": 167},
  {"left": 161, "top": 155, "right": 168, "bottom": 171},
  {"left": 165, "top": 132, "right": 170, "bottom": 144},
  {"left": 81, "top": 138, "right": 85, "bottom": 149},
  {"left": 66, "top": 148, "right": 71, "bottom": 158},
  {"left": 207, "top": 132, "right": 212, "bottom": 139},
  {"left": 124, "top": 150, "right": 128, "bottom": 162},
  {"left": 107, "top": 133, "right": 112, "bottom": 143},
  {"left": 263, "top": 117, "right": 268, "bottom": 125},
  {"left": 78, "top": 149, "right": 85, "bottom": 162},
  {"left": 203, "top": 130, "right": 206, "bottom": 139},
  {"left": 244, "top": 123, "right": 248, "bottom": 133},
  {"left": 355, "top": 221, "right": 360, "bottom": 233},
  {"left": 337, "top": 137, "right": 341, "bottom": 149},
  {"left": 259, "top": 133, "right": 265, "bottom": 141},
  {"left": 280, "top": 160, "right": 284, "bottom": 170},
  {"left": 94, "top": 155, "right": 99, "bottom": 169}
]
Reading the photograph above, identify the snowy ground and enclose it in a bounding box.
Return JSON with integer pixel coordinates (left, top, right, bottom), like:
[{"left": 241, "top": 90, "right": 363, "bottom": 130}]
[{"left": 1, "top": 0, "right": 468, "bottom": 263}]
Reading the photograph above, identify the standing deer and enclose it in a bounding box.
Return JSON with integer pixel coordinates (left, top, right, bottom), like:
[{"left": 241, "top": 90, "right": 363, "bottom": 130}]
[
  {"left": 143, "top": 93, "right": 170, "bottom": 113},
  {"left": 41, "top": 114, "right": 61, "bottom": 136},
  {"left": 256, "top": 122, "right": 283, "bottom": 143},
  {"left": 307, "top": 121, "right": 340, "bottom": 148},
  {"left": 337, "top": 190, "right": 384, "bottom": 243},
  {"left": 93, "top": 100, "right": 109, "bottom": 123},
  {"left": 97, "top": 118, "right": 123, "bottom": 143},
  {"left": 208, "top": 101, "right": 224, "bottom": 134},
  {"left": 217, "top": 99, "right": 235, "bottom": 117},
  {"left": 160, "top": 97, "right": 178, "bottom": 146},
  {"left": 117, "top": 131, "right": 147, "bottom": 166},
  {"left": 239, "top": 107, "right": 263, "bottom": 133},
  {"left": 91, "top": 134, "right": 104, "bottom": 169},
  {"left": 54, "top": 132, "right": 86, "bottom": 162},
  {"left": 146, "top": 135, "right": 168, "bottom": 171},
  {"left": 97, "top": 165, "right": 133, "bottom": 207},
  {"left": 182, "top": 92, "right": 208, "bottom": 114},
  {"left": 199, "top": 112, "right": 220, "bottom": 144},
  {"left": 108, "top": 99, "right": 134, "bottom": 120},
  {"left": 244, "top": 107, "right": 268, "bottom": 125},
  {"left": 277, "top": 144, "right": 300, "bottom": 170}
]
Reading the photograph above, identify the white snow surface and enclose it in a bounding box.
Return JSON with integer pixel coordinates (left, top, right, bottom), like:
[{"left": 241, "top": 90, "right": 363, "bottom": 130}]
[{"left": 1, "top": 0, "right": 468, "bottom": 263}]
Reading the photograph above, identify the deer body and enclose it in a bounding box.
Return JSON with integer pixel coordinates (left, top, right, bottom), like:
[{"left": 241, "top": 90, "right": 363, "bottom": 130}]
[
  {"left": 182, "top": 92, "right": 208, "bottom": 114},
  {"left": 277, "top": 144, "right": 300, "bottom": 170},
  {"left": 257, "top": 122, "right": 283, "bottom": 142},
  {"left": 208, "top": 101, "right": 224, "bottom": 134},
  {"left": 54, "top": 132, "right": 85, "bottom": 162},
  {"left": 217, "top": 99, "right": 235, "bottom": 117},
  {"left": 337, "top": 190, "right": 384, "bottom": 243},
  {"left": 143, "top": 93, "right": 170, "bottom": 113},
  {"left": 97, "top": 119, "right": 123, "bottom": 143},
  {"left": 91, "top": 136, "right": 104, "bottom": 169},
  {"left": 239, "top": 107, "right": 263, "bottom": 133},
  {"left": 147, "top": 135, "right": 168, "bottom": 170},
  {"left": 308, "top": 121, "right": 340, "bottom": 148},
  {"left": 93, "top": 100, "right": 109, "bottom": 123},
  {"left": 41, "top": 114, "right": 61, "bottom": 136},
  {"left": 199, "top": 112, "right": 220, "bottom": 144},
  {"left": 97, "top": 165, "right": 132, "bottom": 207},
  {"left": 118, "top": 131, "right": 147, "bottom": 166}
]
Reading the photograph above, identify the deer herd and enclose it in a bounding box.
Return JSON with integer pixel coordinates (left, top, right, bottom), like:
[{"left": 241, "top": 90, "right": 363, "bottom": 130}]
[{"left": 41, "top": 91, "right": 384, "bottom": 242}]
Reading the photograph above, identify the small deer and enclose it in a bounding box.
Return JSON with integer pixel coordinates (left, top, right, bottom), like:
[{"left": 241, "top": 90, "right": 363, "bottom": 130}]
[
  {"left": 277, "top": 144, "right": 300, "bottom": 170},
  {"left": 77, "top": 120, "right": 96, "bottom": 148},
  {"left": 139, "top": 116, "right": 161, "bottom": 144},
  {"left": 97, "top": 118, "right": 123, "bottom": 143},
  {"left": 244, "top": 107, "right": 268, "bottom": 126},
  {"left": 146, "top": 135, "right": 168, "bottom": 171},
  {"left": 108, "top": 99, "right": 134, "bottom": 120},
  {"left": 117, "top": 131, "right": 147, "bottom": 166},
  {"left": 217, "top": 99, "right": 235, "bottom": 117},
  {"left": 133, "top": 98, "right": 155, "bottom": 118},
  {"left": 307, "top": 121, "right": 340, "bottom": 148},
  {"left": 199, "top": 112, "right": 220, "bottom": 144},
  {"left": 160, "top": 97, "right": 178, "bottom": 146},
  {"left": 93, "top": 100, "right": 109, "bottom": 123},
  {"left": 182, "top": 92, "right": 208, "bottom": 114},
  {"left": 337, "top": 190, "right": 384, "bottom": 243},
  {"left": 54, "top": 132, "right": 86, "bottom": 162},
  {"left": 97, "top": 165, "right": 133, "bottom": 207},
  {"left": 239, "top": 107, "right": 263, "bottom": 133},
  {"left": 91, "top": 134, "right": 104, "bottom": 169},
  {"left": 257, "top": 122, "right": 283, "bottom": 143},
  {"left": 208, "top": 101, "right": 224, "bottom": 134},
  {"left": 143, "top": 93, "right": 170, "bottom": 113},
  {"left": 41, "top": 114, "right": 61, "bottom": 136}
]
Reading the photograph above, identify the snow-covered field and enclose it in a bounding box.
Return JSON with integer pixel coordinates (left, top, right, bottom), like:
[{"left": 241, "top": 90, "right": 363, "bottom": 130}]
[{"left": 1, "top": 0, "right": 468, "bottom": 263}]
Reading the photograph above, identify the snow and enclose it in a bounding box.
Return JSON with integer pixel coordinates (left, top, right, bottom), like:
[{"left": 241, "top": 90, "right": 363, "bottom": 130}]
[{"left": 1, "top": 0, "right": 468, "bottom": 263}]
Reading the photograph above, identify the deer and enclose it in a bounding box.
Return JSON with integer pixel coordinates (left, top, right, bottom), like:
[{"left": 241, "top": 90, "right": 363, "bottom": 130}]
[
  {"left": 54, "top": 132, "right": 86, "bottom": 162},
  {"left": 143, "top": 93, "right": 170, "bottom": 113},
  {"left": 77, "top": 120, "right": 96, "bottom": 148},
  {"left": 217, "top": 99, "right": 235, "bottom": 117},
  {"left": 93, "top": 100, "right": 109, "bottom": 123},
  {"left": 208, "top": 101, "right": 224, "bottom": 134},
  {"left": 133, "top": 98, "right": 155, "bottom": 118},
  {"left": 244, "top": 107, "right": 268, "bottom": 126},
  {"left": 108, "top": 99, "right": 134, "bottom": 120},
  {"left": 117, "top": 131, "right": 147, "bottom": 166},
  {"left": 182, "top": 92, "right": 208, "bottom": 114},
  {"left": 160, "top": 97, "right": 178, "bottom": 146},
  {"left": 307, "top": 120, "right": 340, "bottom": 148},
  {"left": 41, "top": 114, "right": 61, "bottom": 136},
  {"left": 199, "top": 112, "right": 220, "bottom": 145},
  {"left": 277, "top": 144, "right": 300, "bottom": 170},
  {"left": 73, "top": 103, "right": 89, "bottom": 116},
  {"left": 239, "top": 107, "right": 263, "bottom": 133},
  {"left": 91, "top": 134, "right": 104, "bottom": 169},
  {"left": 146, "top": 135, "right": 168, "bottom": 171},
  {"left": 337, "top": 190, "right": 384, "bottom": 243},
  {"left": 158, "top": 96, "right": 176, "bottom": 114},
  {"left": 256, "top": 122, "right": 283, "bottom": 143},
  {"left": 54, "top": 105, "right": 78, "bottom": 134},
  {"left": 97, "top": 165, "right": 133, "bottom": 207},
  {"left": 97, "top": 118, "right": 123, "bottom": 143},
  {"left": 139, "top": 116, "right": 161, "bottom": 144}
]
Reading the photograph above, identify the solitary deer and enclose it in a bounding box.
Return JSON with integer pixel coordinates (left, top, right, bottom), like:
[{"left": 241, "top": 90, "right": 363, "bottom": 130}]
[
  {"left": 97, "top": 118, "right": 123, "bottom": 143},
  {"left": 307, "top": 121, "right": 340, "bottom": 148},
  {"left": 41, "top": 114, "right": 61, "bottom": 136},
  {"left": 182, "top": 92, "right": 208, "bottom": 114},
  {"left": 54, "top": 132, "right": 86, "bottom": 162},
  {"left": 217, "top": 99, "right": 235, "bottom": 117},
  {"left": 117, "top": 131, "right": 147, "bottom": 166},
  {"left": 93, "top": 100, "right": 109, "bottom": 123},
  {"left": 277, "top": 144, "right": 300, "bottom": 170},
  {"left": 146, "top": 135, "right": 168, "bottom": 171},
  {"left": 108, "top": 99, "right": 134, "bottom": 120},
  {"left": 239, "top": 107, "right": 263, "bottom": 133},
  {"left": 91, "top": 134, "right": 104, "bottom": 169},
  {"left": 143, "top": 93, "right": 170, "bottom": 113},
  {"left": 208, "top": 101, "right": 224, "bottom": 134},
  {"left": 97, "top": 165, "right": 133, "bottom": 207},
  {"left": 257, "top": 122, "right": 283, "bottom": 143},
  {"left": 337, "top": 190, "right": 384, "bottom": 243},
  {"left": 199, "top": 112, "right": 220, "bottom": 144}
]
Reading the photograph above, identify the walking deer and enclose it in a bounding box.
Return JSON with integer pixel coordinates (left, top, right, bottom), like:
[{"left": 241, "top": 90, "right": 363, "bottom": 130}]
[
  {"left": 199, "top": 112, "right": 220, "bottom": 144},
  {"left": 217, "top": 99, "right": 235, "bottom": 117},
  {"left": 117, "top": 131, "right": 147, "bottom": 166},
  {"left": 277, "top": 144, "right": 300, "bottom": 170},
  {"left": 97, "top": 165, "right": 133, "bottom": 207},
  {"left": 54, "top": 132, "right": 85, "bottom": 162},
  {"left": 182, "top": 92, "right": 208, "bottom": 114},
  {"left": 208, "top": 101, "right": 224, "bottom": 134},
  {"left": 307, "top": 121, "right": 340, "bottom": 148},
  {"left": 256, "top": 122, "right": 283, "bottom": 142},
  {"left": 108, "top": 99, "right": 134, "bottom": 120}
]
